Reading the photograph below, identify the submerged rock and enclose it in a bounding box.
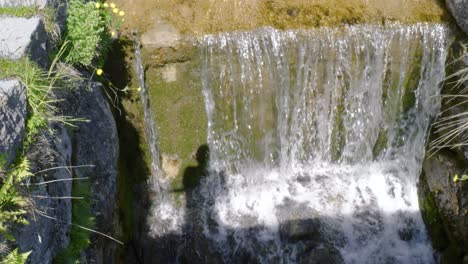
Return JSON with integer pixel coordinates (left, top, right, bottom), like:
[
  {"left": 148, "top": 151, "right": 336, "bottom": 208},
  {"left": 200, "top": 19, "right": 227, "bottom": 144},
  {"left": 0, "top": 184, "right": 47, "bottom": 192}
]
[{"left": 0, "top": 79, "right": 26, "bottom": 166}]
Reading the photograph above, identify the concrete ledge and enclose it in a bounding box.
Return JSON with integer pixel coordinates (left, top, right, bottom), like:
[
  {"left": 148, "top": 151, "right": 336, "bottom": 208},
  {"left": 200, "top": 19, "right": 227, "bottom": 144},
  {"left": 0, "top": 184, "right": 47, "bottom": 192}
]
[
  {"left": 0, "top": 79, "right": 26, "bottom": 165},
  {"left": 0, "top": 16, "right": 48, "bottom": 66}
]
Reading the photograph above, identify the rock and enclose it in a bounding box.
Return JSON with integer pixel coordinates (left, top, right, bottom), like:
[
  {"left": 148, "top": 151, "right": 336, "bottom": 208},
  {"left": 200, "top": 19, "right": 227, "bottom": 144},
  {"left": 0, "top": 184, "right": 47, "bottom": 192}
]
[
  {"left": 445, "top": 0, "right": 468, "bottom": 35},
  {"left": 297, "top": 245, "right": 344, "bottom": 264},
  {"left": 15, "top": 125, "right": 73, "bottom": 264},
  {"left": 141, "top": 23, "right": 180, "bottom": 49},
  {"left": 0, "top": 79, "right": 26, "bottom": 166},
  {"left": 58, "top": 79, "right": 119, "bottom": 263},
  {"left": 276, "top": 199, "right": 322, "bottom": 242},
  {"left": 0, "top": 0, "right": 48, "bottom": 9},
  {"left": 419, "top": 152, "right": 468, "bottom": 263},
  {"left": 0, "top": 16, "right": 48, "bottom": 66}
]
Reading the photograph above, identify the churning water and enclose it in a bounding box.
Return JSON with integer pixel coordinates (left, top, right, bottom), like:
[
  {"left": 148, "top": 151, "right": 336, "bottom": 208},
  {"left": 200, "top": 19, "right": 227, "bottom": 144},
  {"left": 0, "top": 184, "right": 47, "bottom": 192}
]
[{"left": 148, "top": 24, "right": 450, "bottom": 263}]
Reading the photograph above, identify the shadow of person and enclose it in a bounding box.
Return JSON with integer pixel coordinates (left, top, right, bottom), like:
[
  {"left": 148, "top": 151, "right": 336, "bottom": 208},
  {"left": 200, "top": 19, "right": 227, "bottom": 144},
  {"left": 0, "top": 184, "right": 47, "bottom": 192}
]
[
  {"left": 182, "top": 144, "right": 210, "bottom": 191},
  {"left": 177, "top": 144, "right": 224, "bottom": 263}
]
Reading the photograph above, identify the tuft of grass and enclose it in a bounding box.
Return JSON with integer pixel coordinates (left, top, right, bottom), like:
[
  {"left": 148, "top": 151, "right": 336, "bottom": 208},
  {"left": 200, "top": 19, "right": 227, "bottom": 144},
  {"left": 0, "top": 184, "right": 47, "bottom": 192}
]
[
  {"left": 429, "top": 43, "right": 468, "bottom": 154},
  {"left": 0, "top": 6, "right": 38, "bottom": 17}
]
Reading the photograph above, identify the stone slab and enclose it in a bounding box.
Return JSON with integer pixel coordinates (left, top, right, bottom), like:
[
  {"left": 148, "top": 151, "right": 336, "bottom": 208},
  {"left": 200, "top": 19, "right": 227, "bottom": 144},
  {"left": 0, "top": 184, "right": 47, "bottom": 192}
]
[
  {"left": 0, "top": 16, "right": 48, "bottom": 65},
  {"left": 0, "top": 0, "right": 47, "bottom": 9},
  {"left": 0, "top": 79, "right": 26, "bottom": 165}
]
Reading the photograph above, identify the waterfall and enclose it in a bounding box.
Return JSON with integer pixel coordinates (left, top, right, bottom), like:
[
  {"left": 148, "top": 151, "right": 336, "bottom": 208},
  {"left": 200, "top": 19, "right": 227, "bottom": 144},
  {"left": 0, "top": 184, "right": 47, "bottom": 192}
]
[
  {"left": 192, "top": 23, "right": 449, "bottom": 263},
  {"left": 134, "top": 40, "right": 185, "bottom": 234},
  {"left": 134, "top": 40, "right": 161, "bottom": 178}
]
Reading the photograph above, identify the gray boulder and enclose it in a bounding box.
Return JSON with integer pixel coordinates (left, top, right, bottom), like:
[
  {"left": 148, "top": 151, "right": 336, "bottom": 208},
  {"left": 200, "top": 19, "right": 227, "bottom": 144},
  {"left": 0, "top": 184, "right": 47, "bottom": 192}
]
[
  {"left": 0, "top": 16, "right": 48, "bottom": 66},
  {"left": 446, "top": 0, "right": 468, "bottom": 34},
  {"left": 0, "top": 79, "right": 26, "bottom": 166},
  {"left": 0, "top": 0, "right": 48, "bottom": 9},
  {"left": 59, "top": 80, "right": 119, "bottom": 264},
  {"left": 15, "top": 125, "right": 73, "bottom": 264}
]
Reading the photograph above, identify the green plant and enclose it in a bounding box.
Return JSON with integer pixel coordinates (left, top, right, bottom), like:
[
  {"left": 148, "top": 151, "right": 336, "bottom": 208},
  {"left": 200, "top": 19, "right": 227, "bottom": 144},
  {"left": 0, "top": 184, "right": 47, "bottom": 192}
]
[
  {"left": 65, "top": 0, "right": 108, "bottom": 67},
  {"left": 453, "top": 174, "right": 468, "bottom": 183},
  {"left": 55, "top": 181, "right": 94, "bottom": 264},
  {"left": 0, "top": 249, "right": 31, "bottom": 264},
  {"left": 0, "top": 6, "right": 38, "bottom": 17},
  {"left": 429, "top": 43, "right": 468, "bottom": 154}
]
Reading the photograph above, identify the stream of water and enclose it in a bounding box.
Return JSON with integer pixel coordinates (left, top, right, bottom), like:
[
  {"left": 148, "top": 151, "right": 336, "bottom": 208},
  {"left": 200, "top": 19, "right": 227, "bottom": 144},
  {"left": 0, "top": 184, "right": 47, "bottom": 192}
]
[{"left": 145, "top": 23, "right": 450, "bottom": 263}]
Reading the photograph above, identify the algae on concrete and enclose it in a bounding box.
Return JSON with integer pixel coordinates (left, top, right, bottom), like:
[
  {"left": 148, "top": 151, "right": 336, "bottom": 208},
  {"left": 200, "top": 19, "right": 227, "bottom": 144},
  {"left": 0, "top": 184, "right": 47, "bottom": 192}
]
[
  {"left": 144, "top": 49, "right": 207, "bottom": 193},
  {"left": 114, "top": 0, "right": 450, "bottom": 36}
]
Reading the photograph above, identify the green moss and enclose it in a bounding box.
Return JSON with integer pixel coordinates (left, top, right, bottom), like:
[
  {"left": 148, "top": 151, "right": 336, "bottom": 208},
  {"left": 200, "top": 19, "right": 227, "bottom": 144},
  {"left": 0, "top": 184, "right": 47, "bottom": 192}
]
[
  {"left": 114, "top": 0, "right": 450, "bottom": 37},
  {"left": 103, "top": 39, "right": 151, "bottom": 242},
  {"left": 260, "top": 1, "right": 366, "bottom": 29},
  {"left": 402, "top": 45, "right": 423, "bottom": 113},
  {"left": 420, "top": 188, "right": 448, "bottom": 250},
  {"left": 330, "top": 89, "right": 346, "bottom": 162},
  {"left": 55, "top": 180, "right": 94, "bottom": 264},
  {"left": 145, "top": 51, "right": 207, "bottom": 193},
  {"left": 372, "top": 129, "right": 388, "bottom": 158}
]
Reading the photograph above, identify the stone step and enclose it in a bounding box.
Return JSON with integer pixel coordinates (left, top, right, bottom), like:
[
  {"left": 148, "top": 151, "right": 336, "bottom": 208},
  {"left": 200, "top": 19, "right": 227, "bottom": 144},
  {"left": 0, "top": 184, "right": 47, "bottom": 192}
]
[
  {"left": 0, "top": 79, "right": 26, "bottom": 166},
  {"left": 0, "top": 0, "right": 48, "bottom": 9},
  {"left": 0, "top": 16, "right": 47, "bottom": 66}
]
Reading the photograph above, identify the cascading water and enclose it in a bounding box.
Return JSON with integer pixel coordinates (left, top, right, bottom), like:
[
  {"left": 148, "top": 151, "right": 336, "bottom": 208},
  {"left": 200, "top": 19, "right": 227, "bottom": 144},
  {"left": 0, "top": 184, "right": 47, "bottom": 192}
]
[
  {"left": 134, "top": 40, "right": 184, "bottom": 234},
  {"left": 148, "top": 24, "right": 450, "bottom": 263},
  {"left": 134, "top": 40, "right": 161, "bottom": 178}
]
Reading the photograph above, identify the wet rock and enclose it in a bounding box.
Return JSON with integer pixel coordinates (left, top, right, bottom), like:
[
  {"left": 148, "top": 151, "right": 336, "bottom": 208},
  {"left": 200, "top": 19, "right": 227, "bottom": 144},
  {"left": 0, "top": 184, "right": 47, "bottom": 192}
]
[
  {"left": 297, "top": 245, "right": 344, "bottom": 264},
  {"left": 419, "top": 152, "right": 468, "bottom": 263},
  {"left": 276, "top": 199, "right": 321, "bottom": 242},
  {"left": 445, "top": 0, "right": 468, "bottom": 35},
  {"left": 0, "top": 16, "right": 47, "bottom": 66},
  {"left": 0, "top": 79, "right": 26, "bottom": 166}
]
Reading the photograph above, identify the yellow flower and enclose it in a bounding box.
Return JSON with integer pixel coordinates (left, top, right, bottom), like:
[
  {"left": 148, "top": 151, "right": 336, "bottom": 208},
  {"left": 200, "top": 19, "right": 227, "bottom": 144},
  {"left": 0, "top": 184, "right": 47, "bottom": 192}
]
[
  {"left": 111, "top": 31, "right": 116, "bottom": 37},
  {"left": 110, "top": 3, "right": 116, "bottom": 8},
  {"left": 454, "top": 174, "right": 459, "bottom": 183},
  {"left": 103, "top": 3, "right": 108, "bottom": 7},
  {"left": 95, "top": 2, "right": 100, "bottom": 8},
  {"left": 96, "top": 69, "right": 103, "bottom": 76},
  {"left": 113, "top": 8, "right": 118, "bottom": 13},
  {"left": 119, "top": 10, "right": 125, "bottom": 16},
  {"left": 121, "top": 18, "right": 125, "bottom": 22}
]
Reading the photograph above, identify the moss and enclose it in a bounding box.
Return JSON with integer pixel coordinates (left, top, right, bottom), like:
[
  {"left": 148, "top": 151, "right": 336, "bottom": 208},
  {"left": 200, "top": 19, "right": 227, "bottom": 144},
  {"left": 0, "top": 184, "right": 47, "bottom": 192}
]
[
  {"left": 55, "top": 180, "right": 94, "bottom": 263},
  {"left": 402, "top": 45, "right": 423, "bottom": 113},
  {"left": 419, "top": 171, "right": 450, "bottom": 251},
  {"left": 330, "top": 88, "right": 346, "bottom": 162},
  {"left": 103, "top": 39, "right": 151, "bottom": 242},
  {"left": 372, "top": 129, "right": 388, "bottom": 158},
  {"left": 113, "top": 0, "right": 450, "bottom": 36},
  {"left": 145, "top": 51, "right": 207, "bottom": 194}
]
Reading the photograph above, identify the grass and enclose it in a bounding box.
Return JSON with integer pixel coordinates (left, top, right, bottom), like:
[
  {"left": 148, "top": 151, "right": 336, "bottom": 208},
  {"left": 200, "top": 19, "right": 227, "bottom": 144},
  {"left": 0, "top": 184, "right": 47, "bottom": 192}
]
[
  {"left": 0, "top": 6, "right": 39, "bottom": 17},
  {"left": 55, "top": 181, "right": 94, "bottom": 264},
  {"left": 429, "top": 43, "right": 468, "bottom": 155}
]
